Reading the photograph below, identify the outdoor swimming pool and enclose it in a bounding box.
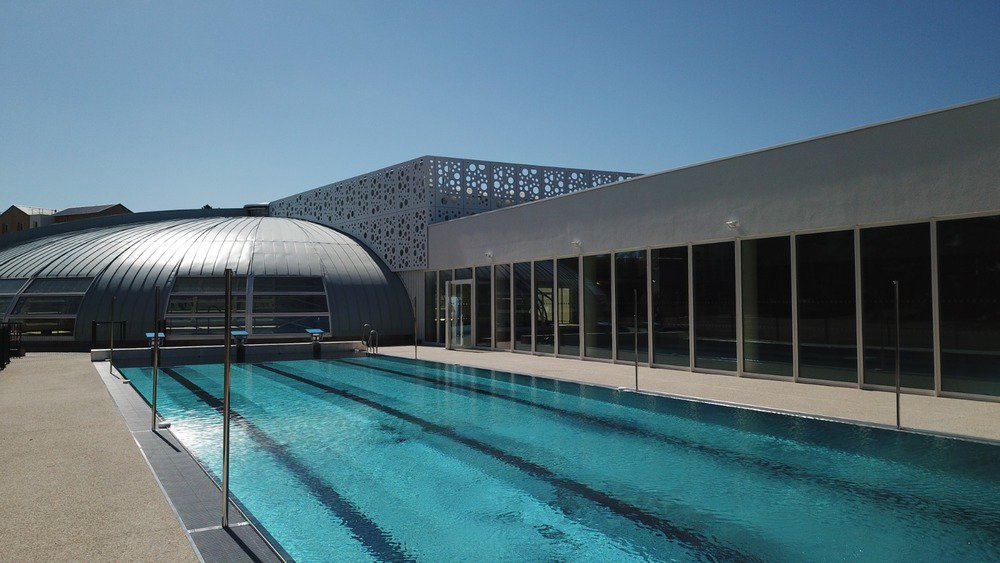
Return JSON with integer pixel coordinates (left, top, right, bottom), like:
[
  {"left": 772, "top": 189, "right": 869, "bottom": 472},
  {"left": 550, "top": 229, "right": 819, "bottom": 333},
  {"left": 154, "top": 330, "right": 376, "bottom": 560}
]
[{"left": 120, "top": 355, "right": 1000, "bottom": 562}]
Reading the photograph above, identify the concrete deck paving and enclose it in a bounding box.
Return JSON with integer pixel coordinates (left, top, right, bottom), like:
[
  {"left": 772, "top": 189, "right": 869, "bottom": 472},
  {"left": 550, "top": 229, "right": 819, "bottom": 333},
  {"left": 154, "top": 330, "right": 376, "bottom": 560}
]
[
  {"left": 0, "top": 353, "right": 196, "bottom": 561},
  {"left": 381, "top": 346, "right": 1000, "bottom": 443}
]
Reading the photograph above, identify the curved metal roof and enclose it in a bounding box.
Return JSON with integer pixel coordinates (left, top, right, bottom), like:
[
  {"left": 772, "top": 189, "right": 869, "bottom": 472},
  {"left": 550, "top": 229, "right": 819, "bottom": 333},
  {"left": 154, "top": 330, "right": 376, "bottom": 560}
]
[{"left": 0, "top": 216, "right": 412, "bottom": 343}]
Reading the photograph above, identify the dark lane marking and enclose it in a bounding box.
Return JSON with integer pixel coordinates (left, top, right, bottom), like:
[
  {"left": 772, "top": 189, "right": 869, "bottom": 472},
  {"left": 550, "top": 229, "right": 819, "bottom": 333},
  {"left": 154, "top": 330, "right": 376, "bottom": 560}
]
[
  {"left": 342, "top": 358, "right": 1000, "bottom": 537},
  {"left": 161, "top": 367, "right": 413, "bottom": 563},
  {"left": 254, "top": 362, "right": 757, "bottom": 563}
]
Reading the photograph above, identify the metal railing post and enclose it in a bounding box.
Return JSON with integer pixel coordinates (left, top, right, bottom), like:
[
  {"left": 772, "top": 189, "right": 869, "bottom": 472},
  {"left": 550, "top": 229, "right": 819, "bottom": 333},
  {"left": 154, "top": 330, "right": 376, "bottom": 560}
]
[
  {"left": 893, "top": 280, "right": 901, "bottom": 430},
  {"left": 109, "top": 296, "right": 115, "bottom": 368},
  {"left": 222, "top": 269, "right": 233, "bottom": 528},
  {"left": 413, "top": 298, "right": 418, "bottom": 360},
  {"left": 634, "top": 289, "right": 639, "bottom": 391}
]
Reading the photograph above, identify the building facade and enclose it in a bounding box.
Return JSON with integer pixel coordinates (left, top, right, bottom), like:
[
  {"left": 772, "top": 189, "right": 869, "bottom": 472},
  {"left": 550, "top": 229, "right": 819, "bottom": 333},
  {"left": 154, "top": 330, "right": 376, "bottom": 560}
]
[{"left": 0, "top": 205, "right": 56, "bottom": 235}]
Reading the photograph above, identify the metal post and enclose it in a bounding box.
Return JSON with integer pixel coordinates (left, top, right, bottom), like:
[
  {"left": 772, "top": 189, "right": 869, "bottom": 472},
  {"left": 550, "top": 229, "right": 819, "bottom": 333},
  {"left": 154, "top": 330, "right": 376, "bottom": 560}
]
[
  {"left": 413, "top": 297, "right": 418, "bottom": 359},
  {"left": 109, "top": 296, "right": 115, "bottom": 369},
  {"left": 151, "top": 286, "right": 160, "bottom": 432},
  {"left": 634, "top": 289, "right": 639, "bottom": 391},
  {"left": 893, "top": 280, "right": 901, "bottom": 430},
  {"left": 222, "top": 269, "right": 233, "bottom": 528}
]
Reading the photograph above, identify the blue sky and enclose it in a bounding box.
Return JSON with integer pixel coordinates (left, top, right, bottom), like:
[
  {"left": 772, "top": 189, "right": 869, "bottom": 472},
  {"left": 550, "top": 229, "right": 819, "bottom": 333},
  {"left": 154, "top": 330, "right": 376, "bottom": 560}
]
[{"left": 1, "top": 1, "right": 997, "bottom": 212}]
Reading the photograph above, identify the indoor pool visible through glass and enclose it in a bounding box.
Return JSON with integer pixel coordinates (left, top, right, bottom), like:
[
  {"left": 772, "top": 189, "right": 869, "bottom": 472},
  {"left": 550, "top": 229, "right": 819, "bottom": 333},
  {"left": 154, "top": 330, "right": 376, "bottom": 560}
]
[{"left": 119, "top": 356, "right": 1000, "bottom": 562}]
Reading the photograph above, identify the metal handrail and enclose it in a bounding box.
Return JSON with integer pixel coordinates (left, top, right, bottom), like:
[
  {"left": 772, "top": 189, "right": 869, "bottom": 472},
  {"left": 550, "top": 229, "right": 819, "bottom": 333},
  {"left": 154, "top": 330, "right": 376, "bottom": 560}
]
[{"left": 368, "top": 329, "right": 379, "bottom": 355}]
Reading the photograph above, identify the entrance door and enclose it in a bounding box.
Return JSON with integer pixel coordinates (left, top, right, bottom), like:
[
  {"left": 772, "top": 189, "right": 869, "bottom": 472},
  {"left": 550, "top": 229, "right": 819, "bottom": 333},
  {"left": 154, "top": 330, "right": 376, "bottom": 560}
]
[{"left": 445, "top": 280, "right": 473, "bottom": 349}]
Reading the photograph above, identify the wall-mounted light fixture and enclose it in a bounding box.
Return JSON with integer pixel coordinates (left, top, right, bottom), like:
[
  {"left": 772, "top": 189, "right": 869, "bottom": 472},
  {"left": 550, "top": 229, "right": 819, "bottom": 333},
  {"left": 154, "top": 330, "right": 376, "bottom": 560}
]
[
  {"left": 571, "top": 239, "right": 582, "bottom": 249},
  {"left": 725, "top": 220, "right": 740, "bottom": 230},
  {"left": 484, "top": 250, "right": 494, "bottom": 260}
]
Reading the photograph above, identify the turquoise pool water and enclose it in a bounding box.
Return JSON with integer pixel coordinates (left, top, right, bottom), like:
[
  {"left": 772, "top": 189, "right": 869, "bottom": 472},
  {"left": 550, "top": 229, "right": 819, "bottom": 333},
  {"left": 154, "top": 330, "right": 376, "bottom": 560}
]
[{"left": 120, "top": 355, "right": 1000, "bottom": 562}]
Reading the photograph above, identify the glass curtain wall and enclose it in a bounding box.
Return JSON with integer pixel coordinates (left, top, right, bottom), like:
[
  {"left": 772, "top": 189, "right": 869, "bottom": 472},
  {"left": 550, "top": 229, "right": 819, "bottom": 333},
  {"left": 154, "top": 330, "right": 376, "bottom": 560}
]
[
  {"left": 615, "top": 251, "right": 648, "bottom": 362},
  {"left": 861, "top": 224, "right": 934, "bottom": 389},
  {"left": 741, "top": 237, "right": 793, "bottom": 376},
  {"left": 534, "top": 261, "right": 555, "bottom": 353},
  {"left": 494, "top": 265, "right": 512, "bottom": 349},
  {"left": 651, "top": 247, "right": 689, "bottom": 366},
  {"left": 693, "top": 242, "right": 736, "bottom": 370},
  {"left": 796, "top": 231, "right": 857, "bottom": 382},
  {"left": 437, "top": 270, "right": 452, "bottom": 344},
  {"left": 475, "top": 267, "right": 492, "bottom": 347},
  {"left": 583, "top": 254, "right": 613, "bottom": 359},
  {"left": 938, "top": 215, "right": 1000, "bottom": 396},
  {"left": 513, "top": 262, "right": 532, "bottom": 351},
  {"left": 424, "top": 271, "right": 437, "bottom": 343},
  {"left": 557, "top": 257, "right": 580, "bottom": 356}
]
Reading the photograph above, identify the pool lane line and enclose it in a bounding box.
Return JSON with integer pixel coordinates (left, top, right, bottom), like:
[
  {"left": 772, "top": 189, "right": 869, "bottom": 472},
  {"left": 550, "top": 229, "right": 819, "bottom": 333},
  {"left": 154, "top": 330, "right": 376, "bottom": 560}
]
[
  {"left": 160, "top": 367, "right": 414, "bottom": 563},
  {"left": 341, "top": 358, "right": 1000, "bottom": 537},
  {"left": 253, "top": 363, "right": 757, "bottom": 563}
]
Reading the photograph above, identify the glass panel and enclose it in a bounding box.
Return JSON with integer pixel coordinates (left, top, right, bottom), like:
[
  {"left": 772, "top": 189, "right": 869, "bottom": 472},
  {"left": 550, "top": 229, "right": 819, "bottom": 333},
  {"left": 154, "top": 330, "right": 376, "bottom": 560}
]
[
  {"left": 742, "top": 237, "right": 793, "bottom": 376},
  {"left": 0, "top": 296, "right": 12, "bottom": 317},
  {"left": 494, "top": 265, "right": 511, "bottom": 349},
  {"left": 454, "top": 268, "right": 472, "bottom": 280},
  {"left": 167, "top": 295, "right": 247, "bottom": 314},
  {"left": 475, "top": 267, "right": 491, "bottom": 347},
  {"left": 615, "top": 250, "right": 648, "bottom": 362},
  {"left": 11, "top": 295, "right": 84, "bottom": 315},
  {"left": 557, "top": 257, "right": 580, "bottom": 356},
  {"left": 165, "top": 317, "right": 246, "bottom": 336},
  {"left": 252, "top": 295, "right": 328, "bottom": 314},
  {"left": 424, "top": 271, "right": 437, "bottom": 343},
  {"left": 861, "top": 223, "right": 933, "bottom": 389},
  {"left": 448, "top": 283, "right": 472, "bottom": 348},
  {"left": 694, "top": 242, "right": 737, "bottom": 370},
  {"left": 534, "top": 261, "right": 554, "bottom": 353},
  {"left": 253, "top": 276, "right": 324, "bottom": 293},
  {"left": 651, "top": 246, "right": 689, "bottom": 367},
  {"left": 0, "top": 279, "right": 28, "bottom": 294},
  {"left": 252, "top": 315, "right": 330, "bottom": 334},
  {"left": 513, "top": 262, "right": 532, "bottom": 351},
  {"left": 583, "top": 254, "right": 612, "bottom": 359},
  {"left": 171, "top": 276, "right": 247, "bottom": 293},
  {"left": 796, "top": 230, "right": 857, "bottom": 382},
  {"left": 938, "top": 215, "right": 1000, "bottom": 396},
  {"left": 436, "top": 270, "right": 452, "bottom": 344},
  {"left": 24, "top": 278, "right": 92, "bottom": 293},
  {"left": 16, "top": 317, "right": 75, "bottom": 336}
]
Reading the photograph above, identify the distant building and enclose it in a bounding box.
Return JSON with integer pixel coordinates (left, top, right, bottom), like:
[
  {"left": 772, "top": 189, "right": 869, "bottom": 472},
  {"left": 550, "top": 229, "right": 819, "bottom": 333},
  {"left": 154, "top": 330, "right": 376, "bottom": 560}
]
[
  {"left": 52, "top": 203, "right": 131, "bottom": 224},
  {"left": 0, "top": 205, "right": 56, "bottom": 235}
]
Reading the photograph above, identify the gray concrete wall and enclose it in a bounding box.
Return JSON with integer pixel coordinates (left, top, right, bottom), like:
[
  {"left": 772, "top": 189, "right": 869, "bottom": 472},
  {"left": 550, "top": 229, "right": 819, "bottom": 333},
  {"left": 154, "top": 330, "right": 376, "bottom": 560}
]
[{"left": 428, "top": 98, "right": 1000, "bottom": 268}]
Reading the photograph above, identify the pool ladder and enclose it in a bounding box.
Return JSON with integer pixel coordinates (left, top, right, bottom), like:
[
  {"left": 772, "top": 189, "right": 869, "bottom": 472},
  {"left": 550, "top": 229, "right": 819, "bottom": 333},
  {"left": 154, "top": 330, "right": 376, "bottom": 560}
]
[{"left": 366, "top": 329, "right": 379, "bottom": 355}]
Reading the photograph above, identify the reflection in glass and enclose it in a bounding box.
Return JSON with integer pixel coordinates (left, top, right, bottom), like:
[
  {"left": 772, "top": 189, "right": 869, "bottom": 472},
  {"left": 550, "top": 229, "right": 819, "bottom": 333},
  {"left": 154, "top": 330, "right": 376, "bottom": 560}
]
[
  {"left": 583, "top": 254, "right": 612, "bottom": 359},
  {"left": 11, "top": 295, "right": 84, "bottom": 316},
  {"left": 252, "top": 315, "right": 330, "bottom": 334},
  {"left": 534, "top": 261, "right": 554, "bottom": 353},
  {"left": 693, "top": 242, "right": 736, "bottom": 370},
  {"left": 16, "top": 317, "right": 75, "bottom": 336},
  {"left": 861, "top": 224, "right": 933, "bottom": 389},
  {"left": 448, "top": 282, "right": 472, "bottom": 348},
  {"left": 796, "top": 231, "right": 857, "bottom": 382},
  {"left": 437, "top": 270, "right": 452, "bottom": 344},
  {"left": 24, "top": 277, "right": 93, "bottom": 293},
  {"left": 475, "top": 266, "right": 491, "bottom": 347},
  {"left": 424, "top": 271, "right": 437, "bottom": 343},
  {"left": 454, "top": 268, "right": 472, "bottom": 280},
  {"left": 742, "top": 237, "right": 793, "bottom": 376},
  {"left": 494, "top": 265, "right": 511, "bottom": 349},
  {"left": 651, "top": 246, "right": 689, "bottom": 366},
  {"left": 938, "top": 215, "right": 1000, "bottom": 396},
  {"left": 615, "top": 251, "right": 648, "bottom": 362},
  {"left": 513, "top": 262, "right": 532, "bottom": 351},
  {"left": 557, "top": 258, "right": 580, "bottom": 356},
  {"left": 253, "top": 276, "right": 324, "bottom": 293}
]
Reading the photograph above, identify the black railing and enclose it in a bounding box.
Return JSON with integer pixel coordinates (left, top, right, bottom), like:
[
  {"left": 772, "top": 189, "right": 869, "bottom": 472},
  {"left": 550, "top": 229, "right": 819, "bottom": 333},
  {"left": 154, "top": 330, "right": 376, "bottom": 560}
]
[
  {"left": 0, "top": 322, "right": 24, "bottom": 370},
  {"left": 90, "top": 320, "right": 126, "bottom": 350}
]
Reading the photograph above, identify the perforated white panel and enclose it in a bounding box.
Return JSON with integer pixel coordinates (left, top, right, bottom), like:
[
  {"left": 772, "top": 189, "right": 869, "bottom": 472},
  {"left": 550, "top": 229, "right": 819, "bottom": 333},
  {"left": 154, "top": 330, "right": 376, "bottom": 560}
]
[{"left": 270, "top": 156, "right": 636, "bottom": 271}]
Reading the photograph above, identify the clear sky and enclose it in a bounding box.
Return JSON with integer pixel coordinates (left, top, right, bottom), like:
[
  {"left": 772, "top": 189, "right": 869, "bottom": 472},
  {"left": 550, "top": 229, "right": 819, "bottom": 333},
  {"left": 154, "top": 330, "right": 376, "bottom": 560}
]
[{"left": 1, "top": 1, "right": 997, "bottom": 212}]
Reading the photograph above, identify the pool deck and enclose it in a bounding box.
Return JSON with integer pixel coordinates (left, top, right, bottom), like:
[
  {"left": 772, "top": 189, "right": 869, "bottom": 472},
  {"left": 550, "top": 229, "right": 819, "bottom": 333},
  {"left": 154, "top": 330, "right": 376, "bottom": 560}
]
[{"left": 380, "top": 346, "right": 1000, "bottom": 443}]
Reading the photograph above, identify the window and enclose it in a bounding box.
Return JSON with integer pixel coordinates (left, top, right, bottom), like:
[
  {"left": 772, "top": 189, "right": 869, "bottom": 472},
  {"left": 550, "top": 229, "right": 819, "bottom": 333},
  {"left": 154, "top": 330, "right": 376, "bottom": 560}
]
[
  {"left": 166, "top": 276, "right": 249, "bottom": 337},
  {"left": 454, "top": 268, "right": 473, "bottom": 280},
  {"left": 583, "top": 254, "right": 612, "bottom": 359},
  {"left": 534, "top": 260, "right": 554, "bottom": 353},
  {"left": 12, "top": 295, "right": 84, "bottom": 315},
  {"left": 861, "top": 224, "right": 933, "bottom": 389},
  {"left": 24, "top": 278, "right": 93, "bottom": 293},
  {"left": 938, "top": 215, "right": 1000, "bottom": 396},
  {"left": 252, "top": 295, "right": 327, "bottom": 314},
  {"left": 9, "top": 277, "right": 91, "bottom": 338},
  {"left": 251, "top": 276, "right": 329, "bottom": 337},
  {"left": 796, "top": 231, "right": 857, "bottom": 382},
  {"left": 741, "top": 237, "right": 793, "bottom": 377},
  {"left": 494, "top": 265, "right": 512, "bottom": 349},
  {"left": 557, "top": 257, "right": 580, "bottom": 356},
  {"left": 424, "top": 271, "right": 437, "bottom": 343},
  {"left": 615, "top": 250, "right": 648, "bottom": 362},
  {"left": 436, "top": 270, "right": 452, "bottom": 344},
  {"left": 693, "top": 242, "right": 736, "bottom": 370},
  {"left": 0, "top": 296, "right": 13, "bottom": 318},
  {"left": 513, "top": 262, "right": 532, "bottom": 351},
  {"left": 651, "top": 246, "right": 689, "bottom": 367},
  {"left": 171, "top": 276, "right": 247, "bottom": 293},
  {"left": 0, "top": 279, "right": 28, "bottom": 293},
  {"left": 475, "top": 266, "right": 491, "bottom": 347},
  {"left": 252, "top": 316, "right": 330, "bottom": 335},
  {"left": 253, "top": 276, "right": 324, "bottom": 293}
]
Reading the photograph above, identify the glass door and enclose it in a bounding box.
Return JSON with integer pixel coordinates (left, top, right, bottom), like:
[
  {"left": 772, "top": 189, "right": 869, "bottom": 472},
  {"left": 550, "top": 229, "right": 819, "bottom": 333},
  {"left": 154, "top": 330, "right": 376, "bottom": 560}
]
[{"left": 445, "top": 280, "right": 473, "bottom": 349}]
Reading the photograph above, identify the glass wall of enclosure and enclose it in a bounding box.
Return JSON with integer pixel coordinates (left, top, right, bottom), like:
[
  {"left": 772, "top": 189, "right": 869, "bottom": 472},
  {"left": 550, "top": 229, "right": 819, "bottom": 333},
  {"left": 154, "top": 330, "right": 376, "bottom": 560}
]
[
  {"left": 556, "top": 257, "right": 580, "bottom": 356},
  {"left": 650, "top": 246, "right": 689, "bottom": 366},
  {"left": 166, "top": 276, "right": 248, "bottom": 337},
  {"left": 475, "top": 267, "right": 491, "bottom": 347},
  {"left": 424, "top": 271, "right": 437, "bottom": 343},
  {"left": 9, "top": 277, "right": 93, "bottom": 337},
  {"left": 513, "top": 262, "right": 532, "bottom": 351},
  {"left": 796, "top": 231, "right": 857, "bottom": 382},
  {"left": 693, "top": 242, "right": 736, "bottom": 370},
  {"left": 534, "top": 261, "right": 555, "bottom": 353},
  {"left": 938, "top": 215, "right": 1000, "bottom": 396},
  {"left": 437, "top": 270, "right": 452, "bottom": 344},
  {"left": 861, "top": 224, "right": 934, "bottom": 389},
  {"left": 454, "top": 268, "right": 472, "bottom": 280},
  {"left": 583, "top": 254, "right": 613, "bottom": 359},
  {"left": 494, "top": 265, "right": 512, "bottom": 349},
  {"left": 251, "top": 276, "right": 330, "bottom": 335},
  {"left": 741, "top": 237, "right": 793, "bottom": 376},
  {"left": 615, "top": 251, "right": 648, "bottom": 362}
]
